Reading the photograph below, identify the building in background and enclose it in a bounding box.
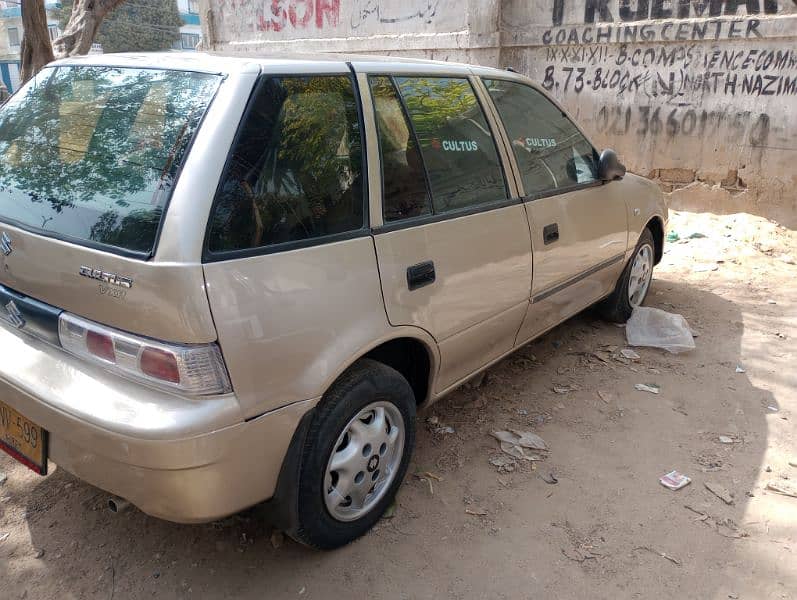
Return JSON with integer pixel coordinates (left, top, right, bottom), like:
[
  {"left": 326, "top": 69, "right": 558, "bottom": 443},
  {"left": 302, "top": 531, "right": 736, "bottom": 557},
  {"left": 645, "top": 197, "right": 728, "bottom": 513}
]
[
  {"left": 0, "top": 0, "right": 63, "bottom": 92},
  {"left": 0, "top": 0, "right": 202, "bottom": 93},
  {"left": 176, "top": 0, "right": 201, "bottom": 51}
]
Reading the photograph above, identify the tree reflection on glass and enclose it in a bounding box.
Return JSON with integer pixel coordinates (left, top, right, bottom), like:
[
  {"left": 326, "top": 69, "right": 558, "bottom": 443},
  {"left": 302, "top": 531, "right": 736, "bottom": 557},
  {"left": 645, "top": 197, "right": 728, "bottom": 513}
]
[{"left": 0, "top": 66, "right": 220, "bottom": 254}]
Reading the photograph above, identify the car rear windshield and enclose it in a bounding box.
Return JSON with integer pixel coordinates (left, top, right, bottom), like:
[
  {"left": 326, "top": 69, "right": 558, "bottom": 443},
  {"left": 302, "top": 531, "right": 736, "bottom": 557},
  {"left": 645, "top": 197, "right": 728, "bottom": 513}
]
[{"left": 0, "top": 65, "right": 221, "bottom": 256}]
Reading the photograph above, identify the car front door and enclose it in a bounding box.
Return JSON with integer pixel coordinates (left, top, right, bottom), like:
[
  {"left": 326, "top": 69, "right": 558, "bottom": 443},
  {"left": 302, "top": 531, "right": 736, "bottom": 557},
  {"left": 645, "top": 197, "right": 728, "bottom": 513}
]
[
  {"left": 480, "top": 77, "right": 628, "bottom": 343},
  {"left": 360, "top": 73, "right": 532, "bottom": 394}
]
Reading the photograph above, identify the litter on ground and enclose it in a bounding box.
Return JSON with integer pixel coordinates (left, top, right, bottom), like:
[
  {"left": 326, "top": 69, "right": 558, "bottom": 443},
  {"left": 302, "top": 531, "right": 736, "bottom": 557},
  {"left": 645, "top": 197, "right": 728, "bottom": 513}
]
[
  {"left": 492, "top": 430, "right": 548, "bottom": 461},
  {"left": 626, "top": 307, "right": 696, "bottom": 354},
  {"left": 660, "top": 471, "right": 692, "bottom": 491}
]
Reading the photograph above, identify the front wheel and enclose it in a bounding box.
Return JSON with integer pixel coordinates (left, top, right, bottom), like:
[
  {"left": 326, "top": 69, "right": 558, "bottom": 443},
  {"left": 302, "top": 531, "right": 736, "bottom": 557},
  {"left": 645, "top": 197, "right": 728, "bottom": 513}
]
[
  {"left": 287, "top": 359, "right": 416, "bottom": 549},
  {"left": 598, "top": 228, "right": 656, "bottom": 323}
]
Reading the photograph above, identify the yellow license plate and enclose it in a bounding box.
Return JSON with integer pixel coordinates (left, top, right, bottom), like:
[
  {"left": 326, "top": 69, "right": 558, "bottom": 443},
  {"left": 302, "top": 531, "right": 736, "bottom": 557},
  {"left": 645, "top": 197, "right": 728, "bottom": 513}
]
[{"left": 0, "top": 399, "right": 48, "bottom": 475}]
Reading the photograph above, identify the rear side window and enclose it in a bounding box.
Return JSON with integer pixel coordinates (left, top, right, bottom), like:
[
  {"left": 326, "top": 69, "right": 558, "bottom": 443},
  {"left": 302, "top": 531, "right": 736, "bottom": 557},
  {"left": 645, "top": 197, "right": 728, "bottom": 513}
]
[
  {"left": 369, "top": 76, "right": 431, "bottom": 222},
  {"left": 394, "top": 77, "right": 507, "bottom": 214},
  {"left": 208, "top": 75, "right": 365, "bottom": 253},
  {"left": 0, "top": 66, "right": 220, "bottom": 255},
  {"left": 482, "top": 79, "right": 598, "bottom": 197}
]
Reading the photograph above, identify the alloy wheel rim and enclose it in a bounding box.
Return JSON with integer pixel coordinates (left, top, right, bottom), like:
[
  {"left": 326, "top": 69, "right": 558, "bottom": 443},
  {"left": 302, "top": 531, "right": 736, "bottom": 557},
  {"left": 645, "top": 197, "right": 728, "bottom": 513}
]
[
  {"left": 628, "top": 243, "right": 654, "bottom": 307},
  {"left": 323, "top": 401, "right": 404, "bottom": 522}
]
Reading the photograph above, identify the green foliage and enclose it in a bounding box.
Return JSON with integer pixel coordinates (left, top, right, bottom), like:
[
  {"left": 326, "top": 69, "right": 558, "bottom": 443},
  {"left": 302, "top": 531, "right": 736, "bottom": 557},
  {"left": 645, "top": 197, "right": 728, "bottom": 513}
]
[{"left": 59, "top": 0, "right": 183, "bottom": 53}]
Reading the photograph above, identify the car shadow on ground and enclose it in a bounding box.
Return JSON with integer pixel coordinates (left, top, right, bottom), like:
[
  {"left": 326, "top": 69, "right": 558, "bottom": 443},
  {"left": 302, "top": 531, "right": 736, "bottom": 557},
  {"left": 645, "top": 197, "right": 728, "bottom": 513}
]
[{"left": 6, "top": 276, "right": 788, "bottom": 599}]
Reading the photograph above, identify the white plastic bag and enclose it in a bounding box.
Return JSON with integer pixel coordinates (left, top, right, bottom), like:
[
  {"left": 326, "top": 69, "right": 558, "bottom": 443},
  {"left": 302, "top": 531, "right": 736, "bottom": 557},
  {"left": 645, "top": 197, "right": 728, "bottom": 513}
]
[{"left": 626, "top": 307, "right": 695, "bottom": 354}]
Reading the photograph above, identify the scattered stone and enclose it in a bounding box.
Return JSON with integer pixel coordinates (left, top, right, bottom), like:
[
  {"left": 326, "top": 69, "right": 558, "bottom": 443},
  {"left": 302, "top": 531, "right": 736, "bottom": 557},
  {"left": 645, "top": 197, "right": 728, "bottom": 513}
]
[
  {"left": 621, "top": 348, "right": 641, "bottom": 361},
  {"left": 33, "top": 549, "right": 45, "bottom": 559},
  {"left": 635, "top": 383, "right": 660, "bottom": 394},
  {"left": 553, "top": 385, "right": 573, "bottom": 394},
  {"left": 735, "top": 365, "right": 745, "bottom": 373},
  {"left": 718, "top": 435, "right": 735, "bottom": 444},
  {"left": 766, "top": 481, "right": 797, "bottom": 499},
  {"left": 0, "top": 472, "right": 7, "bottom": 486},
  {"left": 465, "top": 507, "right": 488, "bottom": 516},
  {"left": 0, "top": 532, "right": 9, "bottom": 543},
  {"left": 704, "top": 482, "right": 734, "bottom": 505}
]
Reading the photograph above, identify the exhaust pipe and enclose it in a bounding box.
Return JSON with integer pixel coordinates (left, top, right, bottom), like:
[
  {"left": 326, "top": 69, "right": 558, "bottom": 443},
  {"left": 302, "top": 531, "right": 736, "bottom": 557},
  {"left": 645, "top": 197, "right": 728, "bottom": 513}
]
[{"left": 107, "top": 496, "right": 131, "bottom": 514}]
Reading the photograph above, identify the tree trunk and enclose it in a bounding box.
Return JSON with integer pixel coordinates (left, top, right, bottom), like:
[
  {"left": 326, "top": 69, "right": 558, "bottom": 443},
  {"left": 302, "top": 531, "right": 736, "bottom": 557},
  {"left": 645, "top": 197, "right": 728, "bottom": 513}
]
[
  {"left": 19, "top": 0, "right": 127, "bottom": 84},
  {"left": 53, "top": 0, "right": 128, "bottom": 58},
  {"left": 19, "top": 0, "right": 55, "bottom": 84}
]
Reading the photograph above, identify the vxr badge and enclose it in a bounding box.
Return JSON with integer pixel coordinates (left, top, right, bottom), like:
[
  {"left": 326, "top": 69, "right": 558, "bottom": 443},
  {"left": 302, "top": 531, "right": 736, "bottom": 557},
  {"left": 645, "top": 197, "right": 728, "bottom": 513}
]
[
  {"left": 0, "top": 231, "right": 11, "bottom": 256},
  {"left": 4, "top": 300, "right": 25, "bottom": 329}
]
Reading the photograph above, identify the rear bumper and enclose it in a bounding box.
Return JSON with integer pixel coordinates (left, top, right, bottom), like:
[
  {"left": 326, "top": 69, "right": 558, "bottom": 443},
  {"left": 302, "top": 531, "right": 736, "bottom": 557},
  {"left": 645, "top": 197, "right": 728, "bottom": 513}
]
[{"left": 0, "top": 323, "right": 315, "bottom": 523}]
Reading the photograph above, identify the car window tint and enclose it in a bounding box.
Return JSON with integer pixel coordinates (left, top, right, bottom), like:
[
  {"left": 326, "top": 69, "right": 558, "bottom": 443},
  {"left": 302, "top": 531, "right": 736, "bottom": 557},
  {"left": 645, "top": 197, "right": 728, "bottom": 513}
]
[
  {"left": 482, "top": 79, "right": 598, "bottom": 197},
  {"left": 394, "top": 77, "right": 507, "bottom": 214},
  {"left": 208, "top": 75, "right": 364, "bottom": 253},
  {"left": 369, "top": 76, "right": 432, "bottom": 222}
]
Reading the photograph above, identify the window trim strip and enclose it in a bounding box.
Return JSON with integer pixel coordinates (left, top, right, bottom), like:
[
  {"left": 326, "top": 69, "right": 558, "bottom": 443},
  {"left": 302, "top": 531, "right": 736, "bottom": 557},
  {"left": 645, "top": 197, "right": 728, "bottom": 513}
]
[{"left": 371, "top": 196, "right": 521, "bottom": 235}]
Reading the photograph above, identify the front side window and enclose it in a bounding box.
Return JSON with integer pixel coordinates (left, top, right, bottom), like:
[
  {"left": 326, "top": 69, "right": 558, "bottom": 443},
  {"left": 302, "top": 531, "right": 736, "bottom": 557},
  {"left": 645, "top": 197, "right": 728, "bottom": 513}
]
[
  {"left": 369, "top": 76, "right": 431, "bottom": 222},
  {"left": 208, "top": 75, "right": 364, "bottom": 253},
  {"left": 394, "top": 76, "right": 507, "bottom": 214},
  {"left": 483, "top": 79, "right": 598, "bottom": 197},
  {"left": 0, "top": 66, "right": 220, "bottom": 254}
]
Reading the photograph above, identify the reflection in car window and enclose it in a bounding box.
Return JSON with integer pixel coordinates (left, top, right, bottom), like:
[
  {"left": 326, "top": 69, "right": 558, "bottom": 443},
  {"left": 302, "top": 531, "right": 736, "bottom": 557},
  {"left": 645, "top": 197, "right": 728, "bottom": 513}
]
[
  {"left": 369, "top": 76, "right": 432, "bottom": 222},
  {"left": 0, "top": 66, "right": 220, "bottom": 254},
  {"left": 394, "top": 77, "right": 507, "bottom": 214},
  {"left": 208, "top": 76, "right": 364, "bottom": 252},
  {"left": 482, "top": 79, "right": 598, "bottom": 197}
]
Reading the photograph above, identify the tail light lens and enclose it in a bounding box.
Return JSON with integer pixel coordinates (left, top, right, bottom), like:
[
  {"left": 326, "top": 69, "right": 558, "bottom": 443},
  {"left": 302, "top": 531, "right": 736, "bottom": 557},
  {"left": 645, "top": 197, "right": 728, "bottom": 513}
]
[{"left": 58, "top": 312, "right": 231, "bottom": 396}]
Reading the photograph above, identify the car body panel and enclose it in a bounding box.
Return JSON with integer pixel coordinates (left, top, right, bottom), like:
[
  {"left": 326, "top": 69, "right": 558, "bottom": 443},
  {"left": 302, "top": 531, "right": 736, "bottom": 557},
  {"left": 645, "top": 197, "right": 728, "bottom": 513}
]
[{"left": 204, "top": 236, "right": 400, "bottom": 418}]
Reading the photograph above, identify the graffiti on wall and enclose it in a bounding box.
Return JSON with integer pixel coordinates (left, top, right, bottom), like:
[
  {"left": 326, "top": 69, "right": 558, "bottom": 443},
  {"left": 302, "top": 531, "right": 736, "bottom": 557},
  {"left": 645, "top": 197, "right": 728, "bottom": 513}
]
[
  {"left": 550, "top": 0, "right": 782, "bottom": 26},
  {"left": 351, "top": 0, "right": 440, "bottom": 29},
  {"left": 256, "top": 0, "right": 341, "bottom": 32}
]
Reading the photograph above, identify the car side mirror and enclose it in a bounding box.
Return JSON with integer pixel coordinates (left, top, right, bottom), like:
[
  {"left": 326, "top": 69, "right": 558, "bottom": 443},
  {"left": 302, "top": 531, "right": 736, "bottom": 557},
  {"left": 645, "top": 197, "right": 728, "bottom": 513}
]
[{"left": 598, "top": 149, "right": 626, "bottom": 181}]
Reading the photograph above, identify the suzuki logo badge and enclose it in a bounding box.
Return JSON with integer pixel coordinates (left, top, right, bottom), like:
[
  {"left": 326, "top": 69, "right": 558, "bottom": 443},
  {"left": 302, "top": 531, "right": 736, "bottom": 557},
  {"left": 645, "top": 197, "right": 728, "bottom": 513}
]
[
  {"left": 0, "top": 232, "right": 11, "bottom": 256},
  {"left": 4, "top": 300, "right": 25, "bottom": 329}
]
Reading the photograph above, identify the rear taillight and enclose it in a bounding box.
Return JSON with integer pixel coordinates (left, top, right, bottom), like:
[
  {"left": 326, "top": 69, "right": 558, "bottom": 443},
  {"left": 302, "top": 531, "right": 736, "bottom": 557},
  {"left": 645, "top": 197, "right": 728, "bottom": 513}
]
[{"left": 58, "top": 313, "right": 231, "bottom": 396}]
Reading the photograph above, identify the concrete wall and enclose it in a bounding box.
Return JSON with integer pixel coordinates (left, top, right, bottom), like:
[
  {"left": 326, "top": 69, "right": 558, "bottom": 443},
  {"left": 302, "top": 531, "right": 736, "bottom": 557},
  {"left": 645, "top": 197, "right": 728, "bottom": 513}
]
[{"left": 200, "top": 0, "right": 797, "bottom": 226}]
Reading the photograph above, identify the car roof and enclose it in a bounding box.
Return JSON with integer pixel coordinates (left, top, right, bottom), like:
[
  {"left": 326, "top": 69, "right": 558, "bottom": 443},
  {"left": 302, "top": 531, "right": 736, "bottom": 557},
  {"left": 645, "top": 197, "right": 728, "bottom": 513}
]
[{"left": 49, "top": 51, "right": 517, "bottom": 79}]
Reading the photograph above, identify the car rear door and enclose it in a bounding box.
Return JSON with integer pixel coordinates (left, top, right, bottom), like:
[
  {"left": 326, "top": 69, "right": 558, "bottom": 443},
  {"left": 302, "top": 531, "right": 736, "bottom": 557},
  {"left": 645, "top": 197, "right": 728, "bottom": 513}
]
[
  {"left": 357, "top": 69, "right": 532, "bottom": 394},
  {"left": 479, "top": 77, "right": 628, "bottom": 343}
]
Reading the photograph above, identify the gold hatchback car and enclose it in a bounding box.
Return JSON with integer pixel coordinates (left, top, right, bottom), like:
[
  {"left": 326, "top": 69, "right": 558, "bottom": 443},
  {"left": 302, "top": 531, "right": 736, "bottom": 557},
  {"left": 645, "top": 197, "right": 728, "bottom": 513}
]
[{"left": 0, "top": 52, "right": 666, "bottom": 549}]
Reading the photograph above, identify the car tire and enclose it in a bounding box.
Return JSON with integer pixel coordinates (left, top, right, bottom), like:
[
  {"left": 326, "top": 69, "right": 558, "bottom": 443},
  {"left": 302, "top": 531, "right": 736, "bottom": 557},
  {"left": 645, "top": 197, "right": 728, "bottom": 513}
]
[
  {"left": 598, "top": 228, "right": 656, "bottom": 323},
  {"left": 287, "top": 359, "right": 416, "bottom": 550}
]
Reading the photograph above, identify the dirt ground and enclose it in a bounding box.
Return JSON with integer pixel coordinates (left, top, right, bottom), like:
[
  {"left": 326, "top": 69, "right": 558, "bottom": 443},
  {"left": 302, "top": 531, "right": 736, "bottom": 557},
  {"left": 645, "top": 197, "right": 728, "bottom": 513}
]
[{"left": 1, "top": 209, "right": 796, "bottom": 600}]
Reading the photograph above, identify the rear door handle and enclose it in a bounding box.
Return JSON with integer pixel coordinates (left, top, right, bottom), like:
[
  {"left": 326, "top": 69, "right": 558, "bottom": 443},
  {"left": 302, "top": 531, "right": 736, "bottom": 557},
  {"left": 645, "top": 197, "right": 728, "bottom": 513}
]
[
  {"left": 407, "top": 260, "right": 435, "bottom": 290},
  {"left": 543, "top": 223, "right": 559, "bottom": 245}
]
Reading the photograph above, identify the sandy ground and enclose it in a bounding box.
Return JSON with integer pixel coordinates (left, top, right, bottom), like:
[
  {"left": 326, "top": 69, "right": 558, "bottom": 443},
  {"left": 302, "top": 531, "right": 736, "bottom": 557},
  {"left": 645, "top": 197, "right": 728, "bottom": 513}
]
[{"left": 1, "top": 209, "right": 796, "bottom": 600}]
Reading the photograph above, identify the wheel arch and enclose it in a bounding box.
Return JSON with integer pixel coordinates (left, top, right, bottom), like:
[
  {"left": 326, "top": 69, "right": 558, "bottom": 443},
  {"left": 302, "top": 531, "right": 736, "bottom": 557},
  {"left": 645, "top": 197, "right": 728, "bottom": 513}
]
[
  {"left": 322, "top": 329, "right": 439, "bottom": 407},
  {"left": 645, "top": 216, "right": 665, "bottom": 265}
]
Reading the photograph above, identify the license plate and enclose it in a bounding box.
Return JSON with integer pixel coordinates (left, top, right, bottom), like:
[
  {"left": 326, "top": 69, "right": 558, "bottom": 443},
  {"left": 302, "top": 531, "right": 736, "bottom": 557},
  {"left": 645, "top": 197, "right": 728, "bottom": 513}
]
[{"left": 0, "top": 399, "right": 48, "bottom": 475}]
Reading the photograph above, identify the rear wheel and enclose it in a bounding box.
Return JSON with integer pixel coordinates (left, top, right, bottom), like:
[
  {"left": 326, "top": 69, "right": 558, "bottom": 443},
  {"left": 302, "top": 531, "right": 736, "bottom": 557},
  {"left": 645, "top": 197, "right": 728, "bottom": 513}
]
[
  {"left": 598, "top": 228, "right": 656, "bottom": 323},
  {"left": 288, "top": 359, "right": 415, "bottom": 549}
]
